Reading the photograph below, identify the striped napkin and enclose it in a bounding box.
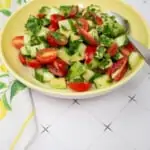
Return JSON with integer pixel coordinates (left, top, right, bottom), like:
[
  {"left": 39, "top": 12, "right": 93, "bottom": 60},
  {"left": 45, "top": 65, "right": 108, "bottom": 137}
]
[{"left": 0, "top": 0, "right": 37, "bottom": 150}]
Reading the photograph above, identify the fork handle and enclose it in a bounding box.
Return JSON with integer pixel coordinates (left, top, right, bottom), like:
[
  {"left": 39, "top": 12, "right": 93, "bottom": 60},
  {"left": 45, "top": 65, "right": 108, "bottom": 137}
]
[{"left": 128, "top": 35, "right": 150, "bottom": 66}]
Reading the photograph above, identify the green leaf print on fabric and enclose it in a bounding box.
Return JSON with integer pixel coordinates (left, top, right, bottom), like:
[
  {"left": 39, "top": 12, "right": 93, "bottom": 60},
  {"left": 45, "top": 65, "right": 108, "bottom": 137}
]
[
  {"left": 0, "top": 9, "right": 11, "bottom": 16},
  {"left": 2, "top": 94, "right": 12, "bottom": 111},
  {"left": 17, "top": 0, "right": 28, "bottom": 5},
  {"left": 10, "top": 80, "right": 26, "bottom": 102},
  {"left": 0, "top": 82, "right": 7, "bottom": 89},
  {"left": 0, "top": 74, "right": 9, "bottom": 78},
  {"left": 17, "top": 0, "right": 22, "bottom": 5}
]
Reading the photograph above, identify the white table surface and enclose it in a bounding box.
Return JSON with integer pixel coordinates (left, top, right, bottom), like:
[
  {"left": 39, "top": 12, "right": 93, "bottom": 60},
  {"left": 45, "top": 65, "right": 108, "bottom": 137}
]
[{"left": 27, "top": 0, "right": 150, "bottom": 150}]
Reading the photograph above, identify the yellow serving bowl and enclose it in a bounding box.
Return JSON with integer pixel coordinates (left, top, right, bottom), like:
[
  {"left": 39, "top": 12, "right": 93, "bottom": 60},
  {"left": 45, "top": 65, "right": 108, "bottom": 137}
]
[{"left": 0, "top": 0, "right": 150, "bottom": 99}]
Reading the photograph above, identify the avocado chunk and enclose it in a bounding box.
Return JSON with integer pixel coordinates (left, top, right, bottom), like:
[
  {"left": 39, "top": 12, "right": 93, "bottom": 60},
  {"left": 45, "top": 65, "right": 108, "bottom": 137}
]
[{"left": 50, "top": 78, "right": 67, "bottom": 89}]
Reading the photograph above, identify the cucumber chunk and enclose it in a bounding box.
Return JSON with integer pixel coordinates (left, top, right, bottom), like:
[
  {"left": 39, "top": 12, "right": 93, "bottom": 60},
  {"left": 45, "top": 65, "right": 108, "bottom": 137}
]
[
  {"left": 94, "top": 74, "right": 110, "bottom": 89},
  {"left": 83, "top": 69, "right": 95, "bottom": 81},
  {"left": 50, "top": 78, "right": 66, "bottom": 89},
  {"left": 129, "top": 52, "right": 141, "bottom": 69},
  {"left": 35, "top": 68, "right": 54, "bottom": 82},
  {"left": 115, "top": 34, "right": 128, "bottom": 47}
]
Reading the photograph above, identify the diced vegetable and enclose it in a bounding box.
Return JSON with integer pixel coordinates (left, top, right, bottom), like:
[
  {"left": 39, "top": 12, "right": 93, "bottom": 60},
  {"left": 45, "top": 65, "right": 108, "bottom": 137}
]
[
  {"left": 68, "top": 82, "right": 91, "bottom": 92},
  {"left": 13, "top": 4, "right": 138, "bottom": 92},
  {"left": 115, "top": 34, "right": 128, "bottom": 47},
  {"left": 100, "top": 35, "right": 114, "bottom": 47},
  {"left": 94, "top": 75, "right": 110, "bottom": 89},
  {"left": 83, "top": 69, "right": 95, "bottom": 81},
  {"left": 12, "top": 36, "right": 24, "bottom": 50},
  {"left": 58, "top": 47, "right": 71, "bottom": 64},
  {"left": 50, "top": 78, "right": 67, "bottom": 89},
  {"left": 129, "top": 52, "right": 141, "bottom": 69},
  {"left": 67, "top": 62, "right": 86, "bottom": 80},
  {"left": 95, "top": 46, "right": 106, "bottom": 60},
  {"left": 35, "top": 68, "right": 54, "bottom": 82}
]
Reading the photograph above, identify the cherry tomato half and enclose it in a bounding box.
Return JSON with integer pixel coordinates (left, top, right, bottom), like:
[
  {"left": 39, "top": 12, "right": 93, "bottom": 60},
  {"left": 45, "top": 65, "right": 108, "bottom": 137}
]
[
  {"left": 36, "top": 48, "right": 57, "bottom": 64},
  {"left": 77, "top": 27, "right": 98, "bottom": 46},
  {"left": 114, "top": 65, "right": 128, "bottom": 81},
  {"left": 47, "top": 32, "right": 68, "bottom": 47},
  {"left": 50, "top": 14, "right": 65, "bottom": 25},
  {"left": 37, "top": 13, "right": 46, "bottom": 19},
  {"left": 12, "top": 36, "right": 24, "bottom": 50},
  {"left": 26, "top": 59, "right": 41, "bottom": 69},
  {"left": 77, "top": 18, "right": 89, "bottom": 31},
  {"left": 68, "top": 5, "right": 79, "bottom": 18},
  {"left": 95, "top": 15, "right": 103, "bottom": 25},
  {"left": 125, "top": 42, "right": 135, "bottom": 52},
  {"left": 48, "top": 58, "right": 68, "bottom": 77},
  {"left": 107, "top": 43, "right": 118, "bottom": 57},
  {"left": 121, "top": 48, "right": 131, "bottom": 57},
  {"left": 91, "top": 13, "right": 103, "bottom": 25},
  {"left": 48, "top": 23, "right": 58, "bottom": 32},
  {"left": 85, "top": 46, "right": 97, "bottom": 64},
  {"left": 68, "top": 82, "right": 92, "bottom": 92},
  {"left": 107, "top": 57, "right": 128, "bottom": 77},
  {"left": 18, "top": 53, "right": 26, "bottom": 65}
]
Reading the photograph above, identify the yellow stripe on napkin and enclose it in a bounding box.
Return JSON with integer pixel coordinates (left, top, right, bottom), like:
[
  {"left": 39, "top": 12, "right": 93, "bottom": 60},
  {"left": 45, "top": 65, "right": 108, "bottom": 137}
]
[
  {"left": 0, "top": 0, "right": 11, "bottom": 9},
  {"left": 10, "top": 111, "right": 35, "bottom": 150}
]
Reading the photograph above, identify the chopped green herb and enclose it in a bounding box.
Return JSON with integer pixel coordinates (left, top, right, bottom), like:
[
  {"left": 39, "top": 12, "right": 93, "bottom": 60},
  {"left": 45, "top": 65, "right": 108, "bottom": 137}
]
[
  {"left": 41, "top": 18, "right": 50, "bottom": 26},
  {"left": 25, "top": 16, "right": 42, "bottom": 34},
  {"left": 100, "top": 35, "right": 114, "bottom": 47},
  {"left": 60, "top": 5, "right": 71, "bottom": 17},
  {"left": 39, "top": 6, "right": 50, "bottom": 14},
  {"left": 95, "top": 47, "right": 106, "bottom": 60},
  {"left": 66, "top": 40, "right": 81, "bottom": 55}
]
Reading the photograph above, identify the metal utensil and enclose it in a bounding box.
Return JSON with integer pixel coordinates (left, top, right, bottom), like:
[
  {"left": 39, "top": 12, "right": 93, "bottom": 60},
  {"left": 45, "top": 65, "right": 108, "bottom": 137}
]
[{"left": 107, "top": 11, "right": 150, "bottom": 65}]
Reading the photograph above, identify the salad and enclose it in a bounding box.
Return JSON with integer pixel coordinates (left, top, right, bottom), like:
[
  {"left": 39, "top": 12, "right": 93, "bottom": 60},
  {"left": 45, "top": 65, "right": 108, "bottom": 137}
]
[{"left": 12, "top": 4, "right": 141, "bottom": 92}]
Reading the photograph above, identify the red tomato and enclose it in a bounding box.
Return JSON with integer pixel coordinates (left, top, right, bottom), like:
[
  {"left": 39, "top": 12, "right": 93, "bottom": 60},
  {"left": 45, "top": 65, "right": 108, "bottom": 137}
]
[
  {"left": 48, "top": 58, "right": 68, "bottom": 77},
  {"left": 18, "top": 53, "right": 26, "bottom": 65},
  {"left": 107, "top": 57, "right": 128, "bottom": 77},
  {"left": 47, "top": 33, "right": 68, "bottom": 47},
  {"left": 92, "top": 14, "right": 103, "bottom": 25},
  {"left": 68, "top": 82, "right": 92, "bottom": 92},
  {"left": 121, "top": 48, "right": 130, "bottom": 57},
  {"left": 85, "top": 46, "right": 97, "bottom": 64},
  {"left": 48, "top": 23, "right": 59, "bottom": 32},
  {"left": 107, "top": 43, "right": 118, "bottom": 57},
  {"left": 125, "top": 42, "right": 135, "bottom": 52},
  {"left": 77, "top": 18, "right": 89, "bottom": 31},
  {"left": 47, "top": 34, "right": 58, "bottom": 47},
  {"left": 12, "top": 36, "right": 24, "bottom": 50},
  {"left": 50, "top": 14, "right": 65, "bottom": 24},
  {"left": 95, "top": 15, "right": 103, "bottom": 25},
  {"left": 37, "top": 13, "right": 45, "bottom": 18},
  {"left": 26, "top": 59, "right": 41, "bottom": 69},
  {"left": 114, "top": 65, "right": 128, "bottom": 81},
  {"left": 77, "top": 28, "right": 98, "bottom": 46},
  {"left": 36, "top": 48, "right": 57, "bottom": 64},
  {"left": 69, "top": 5, "right": 78, "bottom": 18}
]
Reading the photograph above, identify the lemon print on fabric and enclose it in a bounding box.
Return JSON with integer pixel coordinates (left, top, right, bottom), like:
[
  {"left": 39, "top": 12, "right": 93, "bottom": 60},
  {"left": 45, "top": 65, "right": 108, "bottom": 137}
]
[
  {"left": 0, "top": 100, "right": 8, "bottom": 120},
  {"left": 0, "top": 0, "right": 11, "bottom": 9},
  {"left": 0, "top": 64, "right": 8, "bottom": 73}
]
